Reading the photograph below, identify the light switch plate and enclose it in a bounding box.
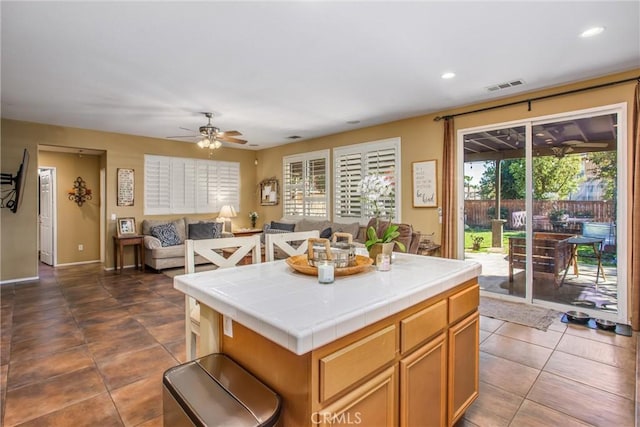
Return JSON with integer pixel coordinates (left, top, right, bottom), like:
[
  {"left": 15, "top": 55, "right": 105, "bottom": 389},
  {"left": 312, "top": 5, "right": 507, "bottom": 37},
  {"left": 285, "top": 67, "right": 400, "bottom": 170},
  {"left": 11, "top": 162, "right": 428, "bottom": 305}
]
[{"left": 223, "top": 315, "right": 233, "bottom": 337}]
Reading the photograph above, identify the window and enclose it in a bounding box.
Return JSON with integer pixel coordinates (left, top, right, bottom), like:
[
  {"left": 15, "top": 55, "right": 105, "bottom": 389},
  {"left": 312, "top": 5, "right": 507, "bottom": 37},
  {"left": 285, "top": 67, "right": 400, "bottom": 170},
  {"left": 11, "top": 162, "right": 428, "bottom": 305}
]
[
  {"left": 282, "top": 150, "right": 329, "bottom": 219},
  {"left": 333, "top": 138, "right": 401, "bottom": 224},
  {"left": 144, "top": 155, "right": 239, "bottom": 215}
]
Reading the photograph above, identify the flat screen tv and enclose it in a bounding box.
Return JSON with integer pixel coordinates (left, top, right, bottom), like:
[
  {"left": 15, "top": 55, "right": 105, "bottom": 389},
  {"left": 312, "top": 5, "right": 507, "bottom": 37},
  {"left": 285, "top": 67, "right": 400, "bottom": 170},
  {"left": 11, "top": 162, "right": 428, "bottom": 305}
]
[{"left": 1, "top": 149, "right": 29, "bottom": 213}]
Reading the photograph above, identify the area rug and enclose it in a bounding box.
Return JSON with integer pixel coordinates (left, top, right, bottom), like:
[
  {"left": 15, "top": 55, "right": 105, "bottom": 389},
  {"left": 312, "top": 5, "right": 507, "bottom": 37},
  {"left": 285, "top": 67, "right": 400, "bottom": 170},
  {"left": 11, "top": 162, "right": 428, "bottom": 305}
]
[
  {"left": 479, "top": 296, "right": 562, "bottom": 331},
  {"left": 162, "top": 264, "right": 218, "bottom": 278}
]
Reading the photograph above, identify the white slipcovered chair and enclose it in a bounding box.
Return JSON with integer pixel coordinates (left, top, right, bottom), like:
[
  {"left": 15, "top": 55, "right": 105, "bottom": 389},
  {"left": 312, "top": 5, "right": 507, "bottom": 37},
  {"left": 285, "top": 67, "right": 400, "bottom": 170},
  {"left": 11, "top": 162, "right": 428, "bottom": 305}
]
[
  {"left": 264, "top": 230, "right": 319, "bottom": 262},
  {"left": 512, "top": 211, "right": 527, "bottom": 229},
  {"left": 184, "top": 235, "right": 262, "bottom": 360}
]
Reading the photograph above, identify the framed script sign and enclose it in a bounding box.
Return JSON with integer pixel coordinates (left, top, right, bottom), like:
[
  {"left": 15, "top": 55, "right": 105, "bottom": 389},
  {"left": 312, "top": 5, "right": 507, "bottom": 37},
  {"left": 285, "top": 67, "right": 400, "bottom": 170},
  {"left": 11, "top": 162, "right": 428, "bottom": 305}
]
[
  {"left": 412, "top": 160, "right": 437, "bottom": 207},
  {"left": 117, "top": 168, "right": 135, "bottom": 206}
]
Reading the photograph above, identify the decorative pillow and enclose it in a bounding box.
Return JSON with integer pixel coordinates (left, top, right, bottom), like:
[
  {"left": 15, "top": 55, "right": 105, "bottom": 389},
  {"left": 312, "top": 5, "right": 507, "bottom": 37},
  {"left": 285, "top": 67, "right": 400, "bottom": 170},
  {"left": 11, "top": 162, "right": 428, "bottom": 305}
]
[
  {"left": 150, "top": 223, "right": 182, "bottom": 247},
  {"left": 320, "top": 227, "right": 332, "bottom": 239},
  {"left": 188, "top": 222, "right": 223, "bottom": 240},
  {"left": 270, "top": 221, "right": 296, "bottom": 231},
  {"left": 261, "top": 227, "right": 291, "bottom": 244}
]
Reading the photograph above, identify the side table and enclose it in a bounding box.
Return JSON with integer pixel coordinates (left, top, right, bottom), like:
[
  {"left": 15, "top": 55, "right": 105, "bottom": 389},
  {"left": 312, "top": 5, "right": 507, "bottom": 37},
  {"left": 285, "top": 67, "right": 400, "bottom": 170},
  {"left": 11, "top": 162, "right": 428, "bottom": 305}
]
[
  {"left": 232, "top": 228, "right": 263, "bottom": 237},
  {"left": 113, "top": 235, "right": 145, "bottom": 272}
]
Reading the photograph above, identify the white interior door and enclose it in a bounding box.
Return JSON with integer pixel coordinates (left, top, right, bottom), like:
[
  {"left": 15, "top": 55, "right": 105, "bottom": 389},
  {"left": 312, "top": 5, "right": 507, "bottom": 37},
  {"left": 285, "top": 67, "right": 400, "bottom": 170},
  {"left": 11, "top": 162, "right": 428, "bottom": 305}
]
[{"left": 39, "top": 168, "right": 54, "bottom": 265}]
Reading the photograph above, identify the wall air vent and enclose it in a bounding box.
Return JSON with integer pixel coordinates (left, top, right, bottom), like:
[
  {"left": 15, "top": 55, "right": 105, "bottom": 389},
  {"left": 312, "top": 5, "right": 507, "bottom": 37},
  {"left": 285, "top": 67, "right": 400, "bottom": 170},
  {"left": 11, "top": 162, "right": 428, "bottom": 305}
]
[
  {"left": 287, "top": 135, "right": 302, "bottom": 139},
  {"left": 486, "top": 79, "right": 525, "bottom": 92}
]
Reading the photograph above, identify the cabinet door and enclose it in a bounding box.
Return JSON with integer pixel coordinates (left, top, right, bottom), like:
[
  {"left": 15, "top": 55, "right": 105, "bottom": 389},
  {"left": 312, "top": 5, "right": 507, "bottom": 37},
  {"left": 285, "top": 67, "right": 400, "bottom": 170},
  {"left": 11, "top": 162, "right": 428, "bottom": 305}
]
[
  {"left": 447, "top": 311, "right": 479, "bottom": 426},
  {"left": 400, "top": 334, "right": 447, "bottom": 427},
  {"left": 317, "top": 366, "right": 396, "bottom": 427}
]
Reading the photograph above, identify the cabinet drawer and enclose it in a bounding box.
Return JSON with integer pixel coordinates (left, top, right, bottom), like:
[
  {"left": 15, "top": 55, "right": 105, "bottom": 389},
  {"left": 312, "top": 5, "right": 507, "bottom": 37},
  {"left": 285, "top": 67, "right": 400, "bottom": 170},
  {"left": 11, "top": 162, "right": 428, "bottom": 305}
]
[
  {"left": 448, "top": 284, "right": 479, "bottom": 324},
  {"left": 400, "top": 300, "right": 447, "bottom": 354},
  {"left": 320, "top": 325, "right": 396, "bottom": 402}
]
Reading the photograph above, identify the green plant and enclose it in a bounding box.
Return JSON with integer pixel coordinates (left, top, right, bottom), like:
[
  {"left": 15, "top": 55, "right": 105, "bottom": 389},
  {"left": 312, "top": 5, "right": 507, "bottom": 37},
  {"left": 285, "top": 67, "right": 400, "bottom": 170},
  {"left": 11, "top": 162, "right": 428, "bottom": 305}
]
[
  {"left": 365, "top": 224, "right": 406, "bottom": 252},
  {"left": 548, "top": 209, "right": 569, "bottom": 222},
  {"left": 471, "top": 234, "right": 484, "bottom": 250}
]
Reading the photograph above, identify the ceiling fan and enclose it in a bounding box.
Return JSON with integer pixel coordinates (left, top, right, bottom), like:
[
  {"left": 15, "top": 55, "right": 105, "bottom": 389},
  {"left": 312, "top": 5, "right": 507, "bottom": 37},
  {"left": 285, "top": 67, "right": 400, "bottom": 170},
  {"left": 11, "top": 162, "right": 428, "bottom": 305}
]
[{"left": 167, "top": 112, "right": 247, "bottom": 149}]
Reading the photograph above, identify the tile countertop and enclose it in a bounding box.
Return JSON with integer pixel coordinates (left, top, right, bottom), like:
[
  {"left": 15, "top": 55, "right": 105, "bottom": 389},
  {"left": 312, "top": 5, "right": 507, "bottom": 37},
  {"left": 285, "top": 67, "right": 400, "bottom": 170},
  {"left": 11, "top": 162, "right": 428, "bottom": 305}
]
[{"left": 174, "top": 253, "right": 481, "bottom": 355}]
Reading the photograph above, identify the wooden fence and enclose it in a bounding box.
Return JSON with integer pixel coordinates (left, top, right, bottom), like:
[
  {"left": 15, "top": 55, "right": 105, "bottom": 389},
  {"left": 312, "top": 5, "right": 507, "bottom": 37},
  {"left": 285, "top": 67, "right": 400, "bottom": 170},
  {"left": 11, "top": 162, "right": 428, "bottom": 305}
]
[{"left": 465, "top": 199, "right": 615, "bottom": 229}]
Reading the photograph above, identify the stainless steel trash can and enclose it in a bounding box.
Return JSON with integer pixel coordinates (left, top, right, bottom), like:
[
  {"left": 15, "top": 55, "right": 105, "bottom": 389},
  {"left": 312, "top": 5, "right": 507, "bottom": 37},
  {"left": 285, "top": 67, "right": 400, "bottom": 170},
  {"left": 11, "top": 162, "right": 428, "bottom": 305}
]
[{"left": 163, "top": 353, "right": 282, "bottom": 427}]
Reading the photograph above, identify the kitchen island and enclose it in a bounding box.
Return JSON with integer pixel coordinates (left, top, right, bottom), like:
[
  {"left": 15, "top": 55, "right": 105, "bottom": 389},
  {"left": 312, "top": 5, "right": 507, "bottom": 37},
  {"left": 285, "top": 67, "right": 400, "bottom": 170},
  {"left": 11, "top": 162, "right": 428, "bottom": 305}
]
[{"left": 174, "top": 253, "right": 481, "bottom": 426}]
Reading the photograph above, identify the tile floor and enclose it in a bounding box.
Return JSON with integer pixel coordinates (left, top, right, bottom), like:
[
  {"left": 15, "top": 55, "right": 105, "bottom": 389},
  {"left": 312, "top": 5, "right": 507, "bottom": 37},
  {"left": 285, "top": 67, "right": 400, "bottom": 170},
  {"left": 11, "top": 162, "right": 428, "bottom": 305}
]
[{"left": 0, "top": 263, "right": 637, "bottom": 426}]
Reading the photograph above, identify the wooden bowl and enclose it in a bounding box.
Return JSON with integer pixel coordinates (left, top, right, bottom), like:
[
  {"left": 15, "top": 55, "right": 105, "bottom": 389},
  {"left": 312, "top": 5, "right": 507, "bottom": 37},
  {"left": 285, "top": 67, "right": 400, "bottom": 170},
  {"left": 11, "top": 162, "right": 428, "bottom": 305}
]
[{"left": 286, "top": 254, "right": 373, "bottom": 277}]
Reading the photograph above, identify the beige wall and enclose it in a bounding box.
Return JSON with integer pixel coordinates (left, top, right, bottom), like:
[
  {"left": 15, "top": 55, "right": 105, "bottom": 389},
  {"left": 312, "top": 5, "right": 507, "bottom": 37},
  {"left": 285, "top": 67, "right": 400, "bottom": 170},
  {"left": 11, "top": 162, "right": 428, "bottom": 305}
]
[
  {"left": 1, "top": 68, "right": 638, "bottom": 284},
  {"left": 39, "top": 151, "right": 102, "bottom": 264},
  {"left": 1, "top": 121, "right": 257, "bottom": 281}
]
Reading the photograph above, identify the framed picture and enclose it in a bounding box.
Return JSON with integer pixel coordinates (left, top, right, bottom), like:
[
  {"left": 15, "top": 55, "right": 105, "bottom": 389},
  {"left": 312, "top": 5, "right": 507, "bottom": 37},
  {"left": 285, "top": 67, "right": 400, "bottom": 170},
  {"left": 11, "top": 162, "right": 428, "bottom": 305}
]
[
  {"left": 117, "top": 168, "right": 135, "bottom": 207},
  {"left": 259, "top": 178, "right": 279, "bottom": 206},
  {"left": 412, "top": 160, "right": 437, "bottom": 207},
  {"left": 117, "top": 217, "right": 137, "bottom": 237}
]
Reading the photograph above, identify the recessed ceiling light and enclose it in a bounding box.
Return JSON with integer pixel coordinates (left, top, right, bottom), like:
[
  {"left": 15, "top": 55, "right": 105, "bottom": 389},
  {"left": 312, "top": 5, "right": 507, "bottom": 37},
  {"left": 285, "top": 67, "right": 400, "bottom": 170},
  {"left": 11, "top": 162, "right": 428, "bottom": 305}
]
[
  {"left": 580, "top": 26, "right": 605, "bottom": 38},
  {"left": 441, "top": 72, "right": 455, "bottom": 79},
  {"left": 535, "top": 133, "right": 545, "bottom": 137}
]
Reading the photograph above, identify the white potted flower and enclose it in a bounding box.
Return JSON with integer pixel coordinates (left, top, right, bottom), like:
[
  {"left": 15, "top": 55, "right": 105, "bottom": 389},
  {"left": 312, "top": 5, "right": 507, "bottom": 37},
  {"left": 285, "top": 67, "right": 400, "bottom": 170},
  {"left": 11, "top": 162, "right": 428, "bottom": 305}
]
[
  {"left": 249, "top": 211, "right": 259, "bottom": 228},
  {"left": 358, "top": 174, "right": 405, "bottom": 263}
]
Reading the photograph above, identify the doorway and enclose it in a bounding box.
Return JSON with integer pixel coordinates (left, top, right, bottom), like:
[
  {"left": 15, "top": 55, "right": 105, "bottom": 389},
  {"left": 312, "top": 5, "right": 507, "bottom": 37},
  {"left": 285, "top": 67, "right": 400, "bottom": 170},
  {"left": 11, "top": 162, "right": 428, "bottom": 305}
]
[
  {"left": 458, "top": 104, "right": 627, "bottom": 324},
  {"left": 39, "top": 167, "right": 56, "bottom": 266}
]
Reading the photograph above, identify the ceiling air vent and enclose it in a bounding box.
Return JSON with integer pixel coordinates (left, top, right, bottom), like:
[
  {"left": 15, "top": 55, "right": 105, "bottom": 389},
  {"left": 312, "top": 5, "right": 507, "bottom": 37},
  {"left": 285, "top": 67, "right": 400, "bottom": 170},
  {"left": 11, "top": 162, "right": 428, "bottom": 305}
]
[
  {"left": 287, "top": 135, "right": 302, "bottom": 139},
  {"left": 486, "top": 79, "right": 525, "bottom": 92}
]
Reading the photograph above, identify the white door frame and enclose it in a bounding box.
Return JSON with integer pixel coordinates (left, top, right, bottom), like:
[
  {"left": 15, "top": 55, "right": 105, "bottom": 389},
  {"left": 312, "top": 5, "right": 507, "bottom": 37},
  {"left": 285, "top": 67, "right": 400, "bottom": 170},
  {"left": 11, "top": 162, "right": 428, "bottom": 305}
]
[
  {"left": 38, "top": 167, "right": 57, "bottom": 266},
  {"left": 457, "top": 103, "right": 628, "bottom": 324}
]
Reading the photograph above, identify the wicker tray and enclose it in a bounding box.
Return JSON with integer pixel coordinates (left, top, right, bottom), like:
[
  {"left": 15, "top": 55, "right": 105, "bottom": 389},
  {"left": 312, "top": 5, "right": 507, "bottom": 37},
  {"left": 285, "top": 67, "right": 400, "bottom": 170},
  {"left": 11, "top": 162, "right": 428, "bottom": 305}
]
[{"left": 285, "top": 254, "right": 373, "bottom": 277}]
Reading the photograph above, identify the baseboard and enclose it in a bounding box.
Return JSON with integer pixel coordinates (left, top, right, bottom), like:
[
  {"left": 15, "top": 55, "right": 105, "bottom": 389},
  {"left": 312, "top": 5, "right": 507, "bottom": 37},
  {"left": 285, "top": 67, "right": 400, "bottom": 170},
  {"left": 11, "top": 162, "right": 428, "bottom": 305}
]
[
  {"left": 0, "top": 275, "right": 39, "bottom": 285},
  {"left": 55, "top": 260, "right": 101, "bottom": 267}
]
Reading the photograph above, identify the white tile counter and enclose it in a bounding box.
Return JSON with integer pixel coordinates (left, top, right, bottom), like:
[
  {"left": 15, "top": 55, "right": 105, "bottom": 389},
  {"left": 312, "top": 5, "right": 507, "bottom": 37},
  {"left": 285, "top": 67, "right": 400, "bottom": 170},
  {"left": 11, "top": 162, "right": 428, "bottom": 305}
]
[{"left": 174, "top": 253, "right": 481, "bottom": 355}]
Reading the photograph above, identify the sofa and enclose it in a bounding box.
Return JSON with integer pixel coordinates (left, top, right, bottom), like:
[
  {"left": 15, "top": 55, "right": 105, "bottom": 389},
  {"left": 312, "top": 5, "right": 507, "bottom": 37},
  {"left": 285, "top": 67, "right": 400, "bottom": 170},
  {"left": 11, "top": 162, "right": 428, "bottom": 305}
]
[
  {"left": 141, "top": 217, "right": 233, "bottom": 271},
  {"left": 264, "top": 217, "right": 421, "bottom": 254}
]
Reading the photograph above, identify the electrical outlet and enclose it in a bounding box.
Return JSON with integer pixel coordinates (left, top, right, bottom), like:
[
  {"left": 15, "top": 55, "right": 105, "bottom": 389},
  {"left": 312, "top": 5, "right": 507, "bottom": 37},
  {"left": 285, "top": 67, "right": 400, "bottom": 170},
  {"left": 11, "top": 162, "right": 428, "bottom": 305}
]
[
  {"left": 78, "top": 244, "right": 84, "bottom": 251},
  {"left": 223, "top": 315, "right": 233, "bottom": 337}
]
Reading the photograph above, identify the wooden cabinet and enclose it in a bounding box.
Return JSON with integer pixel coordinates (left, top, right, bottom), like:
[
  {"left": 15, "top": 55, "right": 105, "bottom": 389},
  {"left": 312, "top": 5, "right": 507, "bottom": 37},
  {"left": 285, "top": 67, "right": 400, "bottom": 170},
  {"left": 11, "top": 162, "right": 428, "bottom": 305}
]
[
  {"left": 447, "top": 311, "right": 479, "bottom": 425},
  {"left": 399, "top": 334, "right": 447, "bottom": 427},
  {"left": 222, "top": 279, "right": 479, "bottom": 426},
  {"left": 318, "top": 366, "right": 397, "bottom": 427}
]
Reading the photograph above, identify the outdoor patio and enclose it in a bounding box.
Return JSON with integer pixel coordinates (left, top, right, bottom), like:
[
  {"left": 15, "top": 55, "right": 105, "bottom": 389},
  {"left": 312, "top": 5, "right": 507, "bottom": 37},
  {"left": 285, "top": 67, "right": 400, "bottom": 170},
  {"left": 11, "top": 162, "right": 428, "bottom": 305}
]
[{"left": 466, "top": 251, "right": 618, "bottom": 313}]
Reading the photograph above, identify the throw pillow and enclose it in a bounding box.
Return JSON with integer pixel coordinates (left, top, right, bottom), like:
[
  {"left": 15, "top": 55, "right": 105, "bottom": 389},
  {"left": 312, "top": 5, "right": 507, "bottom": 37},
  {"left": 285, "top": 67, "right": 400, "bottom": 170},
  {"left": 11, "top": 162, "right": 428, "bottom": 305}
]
[
  {"left": 261, "top": 227, "right": 291, "bottom": 244},
  {"left": 320, "top": 227, "right": 332, "bottom": 239},
  {"left": 150, "top": 223, "right": 182, "bottom": 247},
  {"left": 188, "top": 222, "right": 223, "bottom": 240},
  {"left": 270, "top": 221, "right": 295, "bottom": 231}
]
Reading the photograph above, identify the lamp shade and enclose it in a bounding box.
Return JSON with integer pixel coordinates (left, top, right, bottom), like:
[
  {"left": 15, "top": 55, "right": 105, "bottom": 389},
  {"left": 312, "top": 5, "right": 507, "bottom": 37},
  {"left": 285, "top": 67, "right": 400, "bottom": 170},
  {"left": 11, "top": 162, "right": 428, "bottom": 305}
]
[{"left": 219, "top": 205, "right": 237, "bottom": 219}]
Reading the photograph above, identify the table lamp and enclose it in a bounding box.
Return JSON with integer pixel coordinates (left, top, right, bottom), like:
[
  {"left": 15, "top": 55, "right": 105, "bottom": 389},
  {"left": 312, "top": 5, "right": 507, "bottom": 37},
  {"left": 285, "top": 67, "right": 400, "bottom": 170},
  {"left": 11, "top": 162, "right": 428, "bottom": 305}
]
[{"left": 218, "top": 205, "right": 237, "bottom": 233}]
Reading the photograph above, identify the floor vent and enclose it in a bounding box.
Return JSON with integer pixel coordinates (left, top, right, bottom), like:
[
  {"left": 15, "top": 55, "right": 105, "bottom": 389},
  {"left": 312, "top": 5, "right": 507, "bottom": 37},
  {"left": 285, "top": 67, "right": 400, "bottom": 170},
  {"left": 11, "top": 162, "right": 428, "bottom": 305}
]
[{"left": 486, "top": 79, "right": 525, "bottom": 92}]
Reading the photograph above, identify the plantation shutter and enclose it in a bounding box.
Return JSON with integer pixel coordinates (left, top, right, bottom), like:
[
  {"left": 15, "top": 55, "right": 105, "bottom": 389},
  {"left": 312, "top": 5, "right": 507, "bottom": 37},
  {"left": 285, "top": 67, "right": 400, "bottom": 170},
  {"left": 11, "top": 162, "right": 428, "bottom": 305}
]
[
  {"left": 333, "top": 138, "right": 401, "bottom": 224},
  {"left": 144, "top": 155, "right": 240, "bottom": 215},
  {"left": 283, "top": 150, "right": 329, "bottom": 220},
  {"left": 144, "top": 155, "right": 171, "bottom": 215}
]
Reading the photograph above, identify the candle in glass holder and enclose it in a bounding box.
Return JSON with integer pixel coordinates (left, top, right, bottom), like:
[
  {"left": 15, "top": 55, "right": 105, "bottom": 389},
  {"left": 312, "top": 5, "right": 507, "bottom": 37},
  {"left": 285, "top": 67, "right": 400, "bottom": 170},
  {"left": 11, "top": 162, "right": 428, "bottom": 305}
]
[{"left": 317, "top": 260, "right": 335, "bottom": 284}]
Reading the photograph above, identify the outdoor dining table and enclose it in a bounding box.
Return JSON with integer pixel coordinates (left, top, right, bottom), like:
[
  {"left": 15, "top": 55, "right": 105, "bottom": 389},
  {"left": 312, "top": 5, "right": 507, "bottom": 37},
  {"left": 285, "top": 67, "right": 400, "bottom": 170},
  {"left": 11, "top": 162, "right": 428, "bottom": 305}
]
[{"left": 560, "top": 236, "right": 605, "bottom": 286}]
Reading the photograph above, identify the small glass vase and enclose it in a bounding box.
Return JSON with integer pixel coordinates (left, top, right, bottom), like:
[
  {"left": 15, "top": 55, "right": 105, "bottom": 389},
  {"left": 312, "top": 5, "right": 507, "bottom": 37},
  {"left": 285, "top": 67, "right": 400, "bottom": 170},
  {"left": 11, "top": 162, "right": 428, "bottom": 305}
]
[{"left": 368, "top": 242, "right": 394, "bottom": 265}]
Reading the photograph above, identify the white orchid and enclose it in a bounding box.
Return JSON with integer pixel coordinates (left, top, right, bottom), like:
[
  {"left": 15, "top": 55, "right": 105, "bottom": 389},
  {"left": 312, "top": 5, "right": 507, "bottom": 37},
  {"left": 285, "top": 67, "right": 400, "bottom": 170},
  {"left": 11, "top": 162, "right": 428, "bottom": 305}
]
[{"left": 359, "top": 174, "right": 394, "bottom": 218}]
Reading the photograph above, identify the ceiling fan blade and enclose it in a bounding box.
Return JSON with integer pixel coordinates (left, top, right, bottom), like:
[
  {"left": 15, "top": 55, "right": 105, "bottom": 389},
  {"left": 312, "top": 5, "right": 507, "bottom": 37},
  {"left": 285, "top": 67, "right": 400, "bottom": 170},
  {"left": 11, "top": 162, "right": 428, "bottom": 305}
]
[
  {"left": 218, "top": 136, "right": 247, "bottom": 144},
  {"left": 562, "top": 139, "right": 609, "bottom": 148},
  {"left": 166, "top": 135, "right": 196, "bottom": 139},
  {"left": 220, "top": 130, "right": 242, "bottom": 137},
  {"left": 179, "top": 127, "right": 196, "bottom": 132}
]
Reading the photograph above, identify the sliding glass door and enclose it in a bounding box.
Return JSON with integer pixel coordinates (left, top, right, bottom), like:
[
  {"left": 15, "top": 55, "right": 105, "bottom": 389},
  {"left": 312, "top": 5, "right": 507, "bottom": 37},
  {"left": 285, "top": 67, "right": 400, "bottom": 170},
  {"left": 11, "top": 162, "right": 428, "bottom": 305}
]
[{"left": 458, "top": 105, "right": 626, "bottom": 323}]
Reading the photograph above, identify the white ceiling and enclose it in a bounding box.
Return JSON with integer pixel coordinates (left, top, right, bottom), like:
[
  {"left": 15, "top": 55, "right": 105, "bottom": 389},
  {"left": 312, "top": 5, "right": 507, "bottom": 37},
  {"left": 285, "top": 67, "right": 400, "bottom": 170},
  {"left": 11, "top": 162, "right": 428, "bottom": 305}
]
[{"left": 2, "top": 1, "right": 639, "bottom": 150}]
